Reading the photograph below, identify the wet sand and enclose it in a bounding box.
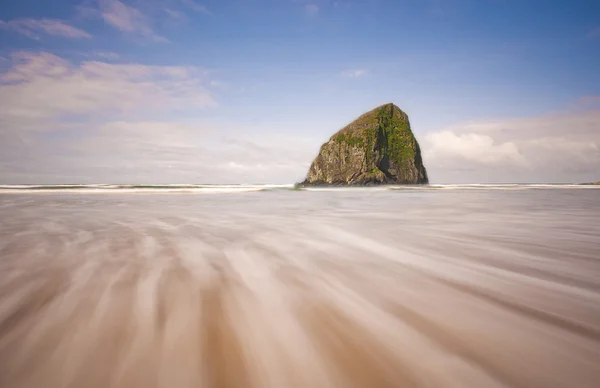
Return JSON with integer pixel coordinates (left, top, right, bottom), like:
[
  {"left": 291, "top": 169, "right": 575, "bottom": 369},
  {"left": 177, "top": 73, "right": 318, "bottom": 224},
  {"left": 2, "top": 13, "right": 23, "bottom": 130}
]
[{"left": 0, "top": 188, "right": 599, "bottom": 387}]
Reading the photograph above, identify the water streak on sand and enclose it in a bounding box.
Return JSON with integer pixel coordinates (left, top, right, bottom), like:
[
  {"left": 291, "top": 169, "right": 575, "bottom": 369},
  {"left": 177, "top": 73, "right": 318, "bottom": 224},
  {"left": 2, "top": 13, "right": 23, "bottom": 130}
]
[{"left": 0, "top": 189, "right": 599, "bottom": 387}]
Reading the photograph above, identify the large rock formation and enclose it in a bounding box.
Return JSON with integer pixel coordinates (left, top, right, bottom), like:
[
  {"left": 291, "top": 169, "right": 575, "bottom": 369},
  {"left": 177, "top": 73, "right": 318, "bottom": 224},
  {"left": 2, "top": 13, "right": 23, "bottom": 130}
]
[{"left": 301, "top": 103, "right": 428, "bottom": 185}]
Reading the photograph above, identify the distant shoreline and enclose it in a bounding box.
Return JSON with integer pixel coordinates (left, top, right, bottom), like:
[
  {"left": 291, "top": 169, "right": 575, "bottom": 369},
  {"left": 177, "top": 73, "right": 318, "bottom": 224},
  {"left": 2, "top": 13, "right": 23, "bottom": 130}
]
[{"left": 0, "top": 183, "right": 599, "bottom": 194}]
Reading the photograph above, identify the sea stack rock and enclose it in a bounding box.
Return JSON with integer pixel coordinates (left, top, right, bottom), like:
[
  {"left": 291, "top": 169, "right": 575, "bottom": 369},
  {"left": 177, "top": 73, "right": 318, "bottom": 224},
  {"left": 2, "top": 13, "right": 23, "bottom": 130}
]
[{"left": 301, "top": 103, "right": 428, "bottom": 185}]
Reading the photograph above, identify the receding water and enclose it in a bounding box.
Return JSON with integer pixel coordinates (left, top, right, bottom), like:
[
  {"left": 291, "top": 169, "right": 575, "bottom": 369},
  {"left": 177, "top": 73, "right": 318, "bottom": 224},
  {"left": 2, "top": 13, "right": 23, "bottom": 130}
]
[{"left": 1, "top": 187, "right": 599, "bottom": 388}]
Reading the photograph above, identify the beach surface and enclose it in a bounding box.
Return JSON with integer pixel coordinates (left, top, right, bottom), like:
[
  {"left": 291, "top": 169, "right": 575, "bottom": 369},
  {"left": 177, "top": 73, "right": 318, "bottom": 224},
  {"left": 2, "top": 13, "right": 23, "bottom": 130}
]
[{"left": 1, "top": 186, "right": 599, "bottom": 388}]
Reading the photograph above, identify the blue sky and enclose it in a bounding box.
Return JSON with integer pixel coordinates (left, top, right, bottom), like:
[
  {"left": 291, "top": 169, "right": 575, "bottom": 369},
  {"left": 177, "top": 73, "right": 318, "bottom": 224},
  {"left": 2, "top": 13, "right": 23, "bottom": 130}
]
[{"left": 1, "top": 0, "right": 599, "bottom": 183}]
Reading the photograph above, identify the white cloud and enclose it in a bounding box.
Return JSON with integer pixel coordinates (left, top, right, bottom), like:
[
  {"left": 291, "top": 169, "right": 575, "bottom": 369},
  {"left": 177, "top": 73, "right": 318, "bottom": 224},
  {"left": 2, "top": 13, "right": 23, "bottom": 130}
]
[
  {"left": 0, "top": 120, "right": 210, "bottom": 183},
  {"left": 0, "top": 50, "right": 320, "bottom": 184},
  {"left": 425, "top": 131, "right": 528, "bottom": 168},
  {"left": 73, "top": 121, "right": 212, "bottom": 166},
  {"left": 341, "top": 69, "right": 368, "bottom": 78},
  {"left": 0, "top": 118, "right": 319, "bottom": 184},
  {"left": 0, "top": 51, "right": 215, "bottom": 123},
  {"left": 0, "top": 18, "right": 91, "bottom": 40},
  {"left": 422, "top": 106, "right": 600, "bottom": 182},
  {"left": 0, "top": 48, "right": 218, "bottom": 182}
]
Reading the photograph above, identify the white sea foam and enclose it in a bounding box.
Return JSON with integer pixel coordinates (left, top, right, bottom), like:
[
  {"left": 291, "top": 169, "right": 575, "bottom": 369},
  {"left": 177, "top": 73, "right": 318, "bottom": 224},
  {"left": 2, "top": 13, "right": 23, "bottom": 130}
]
[
  {"left": 0, "top": 183, "right": 596, "bottom": 194},
  {"left": 0, "top": 184, "right": 294, "bottom": 194}
]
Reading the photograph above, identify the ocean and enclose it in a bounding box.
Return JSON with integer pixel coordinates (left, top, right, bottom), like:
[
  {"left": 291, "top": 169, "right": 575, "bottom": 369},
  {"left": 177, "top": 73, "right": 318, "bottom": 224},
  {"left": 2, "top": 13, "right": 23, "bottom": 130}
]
[{"left": 0, "top": 185, "right": 599, "bottom": 387}]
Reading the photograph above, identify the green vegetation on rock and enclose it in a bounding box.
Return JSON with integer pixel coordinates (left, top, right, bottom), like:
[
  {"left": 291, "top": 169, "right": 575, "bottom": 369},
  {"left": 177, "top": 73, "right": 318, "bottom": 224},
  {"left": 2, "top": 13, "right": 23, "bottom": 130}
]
[{"left": 301, "top": 103, "right": 428, "bottom": 186}]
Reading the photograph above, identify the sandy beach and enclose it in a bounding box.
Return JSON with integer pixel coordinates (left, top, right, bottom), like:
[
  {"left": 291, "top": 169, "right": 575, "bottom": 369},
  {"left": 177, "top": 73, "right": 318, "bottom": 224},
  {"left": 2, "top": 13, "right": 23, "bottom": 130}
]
[{"left": 1, "top": 187, "right": 599, "bottom": 388}]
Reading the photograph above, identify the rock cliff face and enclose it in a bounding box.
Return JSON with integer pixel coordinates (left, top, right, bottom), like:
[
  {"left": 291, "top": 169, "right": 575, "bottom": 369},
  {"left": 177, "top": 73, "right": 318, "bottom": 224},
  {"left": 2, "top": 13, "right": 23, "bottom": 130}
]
[{"left": 301, "top": 103, "right": 428, "bottom": 185}]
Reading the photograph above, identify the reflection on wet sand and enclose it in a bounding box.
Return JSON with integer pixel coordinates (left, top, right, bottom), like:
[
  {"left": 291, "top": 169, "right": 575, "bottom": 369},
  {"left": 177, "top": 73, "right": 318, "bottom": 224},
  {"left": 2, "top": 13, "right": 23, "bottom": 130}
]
[{"left": 1, "top": 189, "right": 599, "bottom": 387}]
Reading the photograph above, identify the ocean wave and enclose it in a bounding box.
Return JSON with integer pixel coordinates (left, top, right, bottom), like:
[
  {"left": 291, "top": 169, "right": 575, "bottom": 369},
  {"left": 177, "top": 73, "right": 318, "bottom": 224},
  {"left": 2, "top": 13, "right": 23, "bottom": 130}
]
[
  {"left": 387, "top": 184, "right": 600, "bottom": 191},
  {"left": 0, "top": 183, "right": 597, "bottom": 193},
  {"left": 0, "top": 184, "right": 294, "bottom": 194}
]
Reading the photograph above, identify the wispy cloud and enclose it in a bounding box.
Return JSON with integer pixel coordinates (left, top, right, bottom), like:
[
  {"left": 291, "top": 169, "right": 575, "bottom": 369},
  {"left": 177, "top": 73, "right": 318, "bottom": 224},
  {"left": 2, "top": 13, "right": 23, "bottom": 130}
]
[
  {"left": 304, "top": 4, "right": 320, "bottom": 16},
  {"left": 89, "top": 51, "right": 121, "bottom": 60},
  {"left": 0, "top": 48, "right": 319, "bottom": 184},
  {"left": 0, "top": 120, "right": 318, "bottom": 183},
  {"left": 181, "top": 0, "right": 212, "bottom": 14},
  {"left": 0, "top": 51, "right": 215, "bottom": 123},
  {"left": 0, "top": 18, "right": 91, "bottom": 40},
  {"left": 79, "top": 0, "right": 168, "bottom": 42},
  {"left": 341, "top": 69, "right": 368, "bottom": 78},
  {"left": 164, "top": 8, "right": 187, "bottom": 23},
  {"left": 0, "top": 50, "right": 223, "bottom": 183}
]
